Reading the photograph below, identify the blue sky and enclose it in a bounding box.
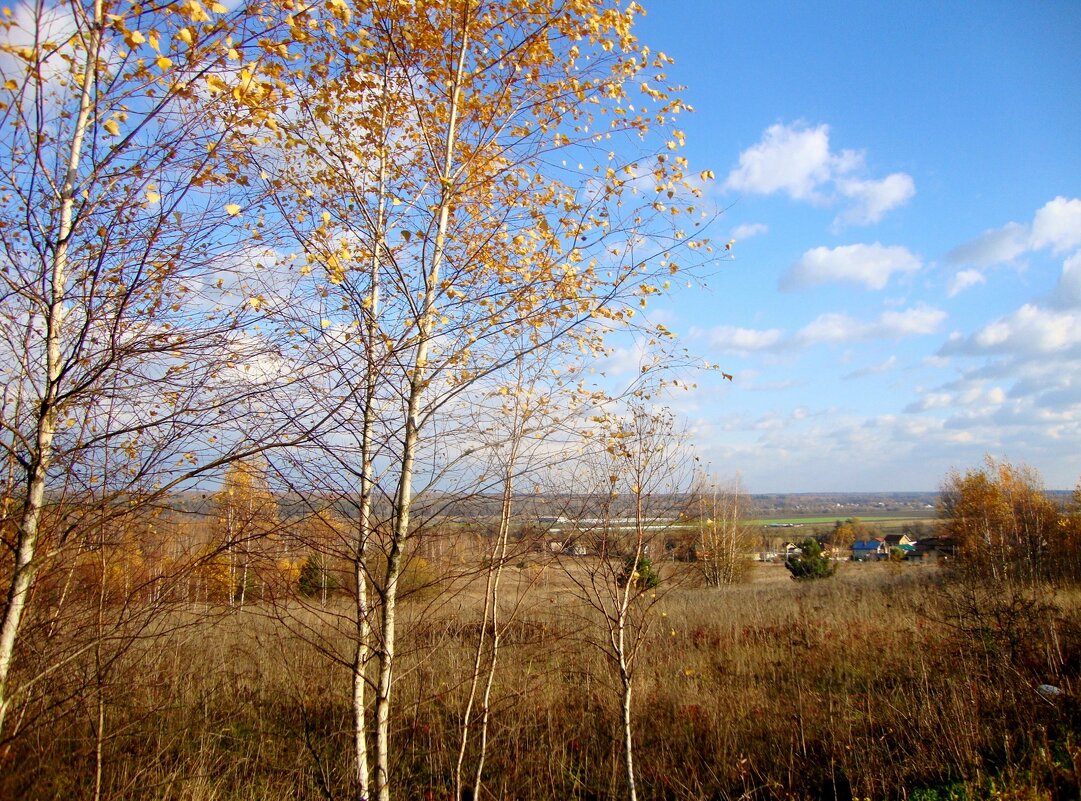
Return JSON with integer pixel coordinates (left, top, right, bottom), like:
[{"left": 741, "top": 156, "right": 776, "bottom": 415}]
[{"left": 626, "top": 1, "right": 1081, "bottom": 492}]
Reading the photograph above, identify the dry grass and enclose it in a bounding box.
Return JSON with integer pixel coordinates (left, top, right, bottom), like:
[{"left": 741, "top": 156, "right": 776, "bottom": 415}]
[{"left": 4, "top": 561, "right": 1080, "bottom": 800}]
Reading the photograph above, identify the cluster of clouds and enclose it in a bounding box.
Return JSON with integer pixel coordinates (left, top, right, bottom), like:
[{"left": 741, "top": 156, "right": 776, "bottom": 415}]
[
  {"left": 911, "top": 197, "right": 1081, "bottom": 478},
  {"left": 690, "top": 121, "right": 942, "bottom": 357},
  {"left": 724, "top": 122, "right": 916, "bottom": 229},
  {"left": 943, "top": 197, "right": 1081, "bottom": 357},
  {"left": 696, "top": 304, "right": 946, "bottom": 356},
  {"left": 720, "top": 122, "right": 925, "bottom": 294},
  {"left": 682, "top": 120, "right": 1081, "bottom": 489},
  {"left": 710, "top": 121, "right": 1081, "bottom": 368}
]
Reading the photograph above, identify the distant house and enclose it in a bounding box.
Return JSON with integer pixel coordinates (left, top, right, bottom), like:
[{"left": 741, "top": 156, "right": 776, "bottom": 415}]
[
  {"left": 882, "top": 533, "right": 915, "bottom": 548},
  {"left": 562, "top": 541, "right": 588, "bottom": 557},
  {"left": 892, "top": 542, "right": 917, "bottom": 559},
  {"left": 910, "top": 536, "right": 957, "bottom": 561},
  {"left": 851, "top": 539, "right": 887, "bottom": 561}
]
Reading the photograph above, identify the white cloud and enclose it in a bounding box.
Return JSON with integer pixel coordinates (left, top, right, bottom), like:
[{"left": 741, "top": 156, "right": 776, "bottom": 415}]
[
  {"left": 948, "top": 197, "right": 1081, "bottom": 267},
  {"left": 781, "top": 242, "right": 922, "bottom": 290},
  {"left": 948, "top": 268, "right": 987, "bottom": 297},
  {"left": 796, "top": 313, "right": 863, "bottom": 344},
  {"left": 797, "top": 305, "right": 945, "bottom": 345},
  {"left": 730, "top": 222, "right": 768, "bottom": 240},
  {"left": 1030, "top": 196, "right": 1081, "bottom": 254},
  {"left": 701, "top": 324, "right": 784, "bottom": 354},
  {"left": 834, "top": 173, "right": 916, "bottom": 227},
  {"left": 942, "top": 304, "right": 1081, "bottom": 356},
  {"left": 724, "top": 122, "right": 841, "bottom": 201},
  {"left": 904, "top": 392, "right": 954, "bottom": 413},
  {"left": 842, "top": 355, "right": 897, "bottom": 380},
  {"left": 879, "top": 306, "right": 948, "bottom": 335},
  {"left": 946, "top": 222, "right": 1029, "bottom": 267},
  {"left": 1051, "top": 252, "right": 1081, "bottom": 308},
  {"left": 723, "top": 121, "right": 913, "bottom": 227}
]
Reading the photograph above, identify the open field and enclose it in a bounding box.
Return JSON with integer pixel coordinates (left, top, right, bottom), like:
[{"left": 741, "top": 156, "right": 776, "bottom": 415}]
[
  {"left": 748, "top": 514, "right": 935, "bottom": 526},
  {"left": 6, "top": 559, "right": 1079, "bottom": 801}
]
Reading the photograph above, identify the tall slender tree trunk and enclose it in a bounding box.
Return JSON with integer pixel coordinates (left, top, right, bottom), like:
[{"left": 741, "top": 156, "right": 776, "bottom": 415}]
[
  {"left": 352, "top": 31, "right": 396, "bottom": 801},
  {"left": 456, "top": 365, "right": 526, "bottom": 801},
  {"left": 470, "top": 471, "right": 514, "bottom": 797},
  {"left": 617, "top": 489, "right": 644, "bottom": 801},
  {"left": 373, "top": 16, "right": 470, "bottom": 801},
  {"left": 0, "top": 0, "right": 103, "bottom": 735},
  {"left": 619, "top": 632, "right": 637, "bottom": 801}
]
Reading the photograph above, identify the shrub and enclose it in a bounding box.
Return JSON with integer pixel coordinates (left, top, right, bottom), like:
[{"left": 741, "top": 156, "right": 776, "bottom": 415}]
[
  {"left": 618, "top": 554, "right": 661, "bottom": 589},
  {"left": 298, "top": 553, "right": 339, "bottom": 599},
  {"left": 784, "top": 538, "right": 836, "bottom": 581}
]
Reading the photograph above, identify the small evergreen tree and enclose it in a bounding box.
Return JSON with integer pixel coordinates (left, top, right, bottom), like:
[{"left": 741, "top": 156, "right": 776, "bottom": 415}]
[
  {"left": 785, "top": 538, "right": 836, "bottom": 581},
  {"left": 298, "top": 553, "right": 339, "bottom": 603},
  {"left": 618, "top": 554, "right": 661, "bottom": 590}
]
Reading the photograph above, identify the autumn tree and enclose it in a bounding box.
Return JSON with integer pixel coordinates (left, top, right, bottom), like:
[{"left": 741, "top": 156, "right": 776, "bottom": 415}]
[
  {"left": 939, "top": 457, "right": 1062, "bottom": 585},
  {"left": 244, "top": 1, "right": 716, "bottom": 798},
  {"left": 213, "top": 457, "right": 279, "bottom": 606},
  {"left": 1061, "top": 483, "right": 1081, "bottom": 584},
  {"left": 561, "top": 403, "right": 690, "bottom": 801},
  {"left": 688, "top": 473, "right": 753, "bottom": 586},
  {"left": 0, "top": 0, "right": 305, "bottom": 739},
  {"left": 451, "top": 346, "right": 590, "bottom": 801},
  {"left": 828, "top": 517, "right": 873, "bottom": 550}
]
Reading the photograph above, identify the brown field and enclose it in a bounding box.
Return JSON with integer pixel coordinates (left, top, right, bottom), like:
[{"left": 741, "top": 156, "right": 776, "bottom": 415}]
[{"left": 5, "top": 559, "right": 1080, "bottom": 801}]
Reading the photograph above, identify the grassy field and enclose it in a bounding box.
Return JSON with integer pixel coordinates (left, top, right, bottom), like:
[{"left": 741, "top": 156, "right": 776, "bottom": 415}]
[
  {"left": 749, "top": 515, "right": 928, "bottom": 526},
  {"left": 5, "top": 558, "right": 1079, "bottom": 801}
]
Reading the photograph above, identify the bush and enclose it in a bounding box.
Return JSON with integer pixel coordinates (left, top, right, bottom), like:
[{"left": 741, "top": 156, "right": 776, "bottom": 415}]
[
  {"left": 298, "top": 553, "right": 340, "bottom": 599},
  {"left": 618, "top": 554, "right": 661, "bottom": 589},
  {"left": 784, "top": 538, "right": 835, "bottom": 581}
]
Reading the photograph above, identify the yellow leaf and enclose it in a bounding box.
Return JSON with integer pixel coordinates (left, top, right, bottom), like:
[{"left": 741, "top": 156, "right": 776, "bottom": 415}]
[
  {"left": 209, "top": 0, "right": 227, "bottom": 12},
  {"left": 2, "top": 79, "right": 16, "bottom": 90},
  {"left": 102, "top": 118, "right": 120, "bottom": 136},
  {"left": 205, "top": 74, "right": 228, "bottom": 95},
  {"left": 224, "top": 203, "right": 241, "bottom": 216},
  {"left": 125, "top": 30, "right": 146, "bottom": 47},
  {"left": 699, "top": 169, "right": 715, "bottom": 181},
  {"left": 146, "top": 190, "right": 161, "bottom": 204},
  {"left": 155, "top": 55, "right": 173, "bottom": 70},
  {"left": 176, "top": 27, "right": 193, "bottom": 45},
  {"left": 184, "top": 0, "right": 210, "bottom": 22}
]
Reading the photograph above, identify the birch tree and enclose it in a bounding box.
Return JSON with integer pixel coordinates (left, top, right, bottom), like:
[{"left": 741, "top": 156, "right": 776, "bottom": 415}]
[
  {"left": 561, "top": 402, "right": 689, "bottom": 801},
  {"left": 213, "top": 457, "right": 278, "bottom": 607},
  {"left": 253, "top": 2, "right": 714, "bottom": 798},
  {"left": 691, "top": 472, "right": 753, "bottom": 586},
  {"left": 0, "top": 0, "right": 298, "bottom": 737}
]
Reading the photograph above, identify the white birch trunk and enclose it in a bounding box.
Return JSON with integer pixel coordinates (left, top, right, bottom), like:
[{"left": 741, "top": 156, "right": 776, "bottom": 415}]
[
  {"left": 0, "top": 0, "right": 103, "bottom": 735},
  {"left": 373, "top": 17, "right": 471, "bottom": 801}
]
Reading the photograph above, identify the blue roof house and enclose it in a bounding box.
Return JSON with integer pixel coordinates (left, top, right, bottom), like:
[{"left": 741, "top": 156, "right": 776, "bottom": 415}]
[{"left": 851, "top": 539, "right": 886, "bottom": 561}]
